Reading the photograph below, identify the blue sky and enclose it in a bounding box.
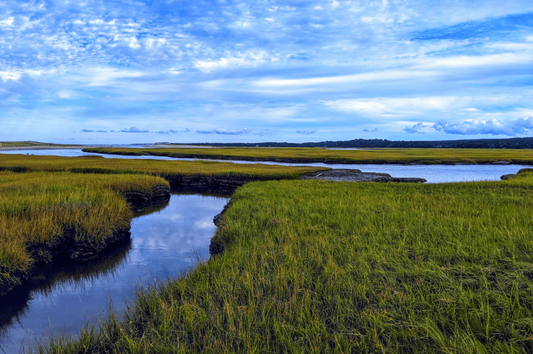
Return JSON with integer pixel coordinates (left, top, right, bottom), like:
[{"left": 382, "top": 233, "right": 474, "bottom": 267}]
[{"left": 1, "top": 0, "right": 532, "bottom": 144}]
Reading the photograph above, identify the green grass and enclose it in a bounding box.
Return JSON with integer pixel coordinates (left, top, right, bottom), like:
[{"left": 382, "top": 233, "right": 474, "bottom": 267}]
[
  {"left": 0, "top": 171, "right": 169, "bottom": 294},
  {"left": 84, "top": 146, "right": 533, "bottom": 165},
  {"left": 0, "top": 154, "right": 326, "bottom": 179},
  {"left": 0, "top": 155, "right": 323, "bottom": 294},
  {"left": 35, "top": 171, "right": 533, "bottom": 353}
]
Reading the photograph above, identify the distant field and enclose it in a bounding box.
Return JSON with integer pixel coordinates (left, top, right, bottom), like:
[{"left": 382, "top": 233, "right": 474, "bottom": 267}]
[
  {"left": 0, "top": 141, "right": 75, "bottom": 148},
  {"left": 0, "top": 171, "right": 168, "bottom": 295},
  {"left": 38, "top": 170, "right": 533, "bottom": 353},
  {"left": 84, "top": 146, "right": 533, "bottom": 165}
]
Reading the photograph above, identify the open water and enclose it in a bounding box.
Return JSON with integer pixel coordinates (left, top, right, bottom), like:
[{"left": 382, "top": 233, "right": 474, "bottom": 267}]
[{"left": 0, "top": 194, "right": 228, "bottom": 353}]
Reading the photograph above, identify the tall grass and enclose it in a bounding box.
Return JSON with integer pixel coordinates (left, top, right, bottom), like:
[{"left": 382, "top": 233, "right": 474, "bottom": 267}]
[
  {"left": 85, "top": 146, "right": 533, "bottom": 164},
  {"left": 0, "top": 171, "right": 169, "bottom": 294},
  {"left": 35, "top": 171, "right": 533, "bottom": 353}
]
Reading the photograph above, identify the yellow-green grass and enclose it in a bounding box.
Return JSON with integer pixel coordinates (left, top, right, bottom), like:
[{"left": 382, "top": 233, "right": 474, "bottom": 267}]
[
  {"left": 0, "top": 141, "right": 73, "bottom": 148},
  {"left": 0, "top": 154, "right": 327, "bottom": 179},
  {"left": 85, "top": 146, "right": 533, "bottom": 165},
  {"left": 37, "top": 172, "right": 533, "bottom": 353},
  {"left": 0, "top": 171, "right": 169, "bottom": 293}
]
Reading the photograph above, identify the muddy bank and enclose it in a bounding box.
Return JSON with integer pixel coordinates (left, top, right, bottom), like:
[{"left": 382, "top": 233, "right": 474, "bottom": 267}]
[
  {"left": 501, "top": 168, "right": 533, "bottom": 180},
  {"left": 123, "top": 185, "right": 171, "bottom": 211},
  {"left": 0, "top": 185, "right": 171, "bottom": 296},
  {"left": 299, "top": 169, "right": 427, "bottom": 183},
  {"left": 164, "top": 174, "right": 295, "bottom": 195}
]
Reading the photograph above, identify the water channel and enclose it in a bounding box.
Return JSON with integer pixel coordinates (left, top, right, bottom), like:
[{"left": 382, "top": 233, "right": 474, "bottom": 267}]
[
  {"left": 0, "top": 148, "right": 530, "bottom": 352},
  {"left": 0, "top": 194, "right": 228, "bottom": 353},
  {"left": 1, "top": 148, "right": 530, "bottom": 183}
]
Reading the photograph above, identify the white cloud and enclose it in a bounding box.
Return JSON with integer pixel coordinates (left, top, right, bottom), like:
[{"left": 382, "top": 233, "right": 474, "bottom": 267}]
[
  {"left": 323, "top": 97, "right": 462, "bottom": 117},
  {"left": 254, "top": 70, "right": 440, "bottom": 87},
  {"left": 0, "top": 71, "right": 21, "bottom": 81},
  {"left": 419, "top": 52, "right": 533, "bottom": 69},
  {"left": 87, "top": 68, "right": 143, "bottom": 86},
  {"left": 194, "top": 51, "right": 272, "bottom": 72},
  {"left": 404, "top": 122, "right": 429, "bottom": 134},
  {"left": 57, "top": 90, "right": 78, "bottom": 99},
  {"left": 433, "top": 117, "right": 533, "bottom": 136},
  {"left": 0, "top": 17, "right": 14, "bottom": 27}
]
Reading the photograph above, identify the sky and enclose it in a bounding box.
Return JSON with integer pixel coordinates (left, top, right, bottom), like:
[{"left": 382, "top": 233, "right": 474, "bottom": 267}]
[{"left": 1, "top": 0, "right": 533, "bottom": 144}]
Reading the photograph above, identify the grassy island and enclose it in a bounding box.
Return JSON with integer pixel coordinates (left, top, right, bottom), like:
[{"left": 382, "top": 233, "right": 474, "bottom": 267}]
[
  {"left": 0, "top": 171, "right": 169, "bottom": 295},
  {"left": 36, "top": 170, "right": 533, "bottom": 353},
  {"left": 84, "top": 146, "right": 533, "bottom": 165}
]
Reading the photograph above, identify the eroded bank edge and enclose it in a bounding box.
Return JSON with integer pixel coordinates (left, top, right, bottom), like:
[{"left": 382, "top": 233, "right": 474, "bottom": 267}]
[{"left": 0, "top": 184, "right": 171, "bottom": 296}]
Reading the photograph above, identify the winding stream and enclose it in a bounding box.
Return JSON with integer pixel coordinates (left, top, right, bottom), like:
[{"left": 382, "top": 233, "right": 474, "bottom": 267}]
[
  {"left": 0, "top": 194, "right": 228, "bottom": 353},
  {"left": 0, "top": 147, "right": 530, "bottom": 351}
]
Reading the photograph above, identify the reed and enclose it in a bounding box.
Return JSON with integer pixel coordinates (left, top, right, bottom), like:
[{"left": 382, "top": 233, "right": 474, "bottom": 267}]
[
  {"left": 34, "top": 171, "right": 533, "bottom": 353},
  {"left": 84, "top": 146, "right": 533, "bottom": 165}
]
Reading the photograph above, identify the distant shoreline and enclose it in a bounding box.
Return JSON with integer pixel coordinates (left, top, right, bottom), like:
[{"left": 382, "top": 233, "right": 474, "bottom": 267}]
[{"left": 0, "top": 145, "right": 88, "bottom": 151}]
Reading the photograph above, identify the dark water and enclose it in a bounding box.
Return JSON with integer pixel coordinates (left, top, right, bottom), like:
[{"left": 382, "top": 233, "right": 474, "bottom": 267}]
[
  {"left": 0, "top": 194, "right": 228, "bottom": 353},
  {"left": 1, "top": 148, "right": 530, "bottom": 183}
]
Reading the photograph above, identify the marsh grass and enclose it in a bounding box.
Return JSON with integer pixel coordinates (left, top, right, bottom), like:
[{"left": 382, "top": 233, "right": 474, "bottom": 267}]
[
  {"left": 85, "top": 146, "right": 533, "bottom": 165},
  {"left": 0, "top": 154, "right": 326, "bottom": 179},
  {"left": 0, "top": 171, "right": 169, "bottom": 293},
  {"left": 34, "top": 171, "right": 533, "bottom": 353}
]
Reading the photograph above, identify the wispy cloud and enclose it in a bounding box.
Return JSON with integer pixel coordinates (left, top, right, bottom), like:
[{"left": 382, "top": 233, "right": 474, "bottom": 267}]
[
  {"left": 253, "top": 129, "right": 275, "bottom": 137},
  {"left": 120, "top": 126, "right": 149, "bottom": 133},
  {"left": 296, "top": 130, "right": 317, "bottom": 135}
]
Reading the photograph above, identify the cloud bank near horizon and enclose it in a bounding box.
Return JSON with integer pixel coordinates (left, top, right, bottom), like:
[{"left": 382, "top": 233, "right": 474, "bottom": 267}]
[{"left": 1, "top": 1, "right": 533, "bottom": 143}]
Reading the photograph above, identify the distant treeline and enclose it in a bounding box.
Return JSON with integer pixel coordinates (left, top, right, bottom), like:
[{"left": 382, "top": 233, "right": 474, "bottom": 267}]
[{"left": 171, "top": 137, "right": 533, "bottom": 149}]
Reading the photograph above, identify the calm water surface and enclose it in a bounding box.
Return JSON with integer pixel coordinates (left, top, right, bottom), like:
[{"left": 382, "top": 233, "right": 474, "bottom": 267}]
[
  {"left": 0, "top": 194, "right": 228, "bottom": 353},
  {"left": 1, "top": 148, "right": 530, "bottom": 183}
]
